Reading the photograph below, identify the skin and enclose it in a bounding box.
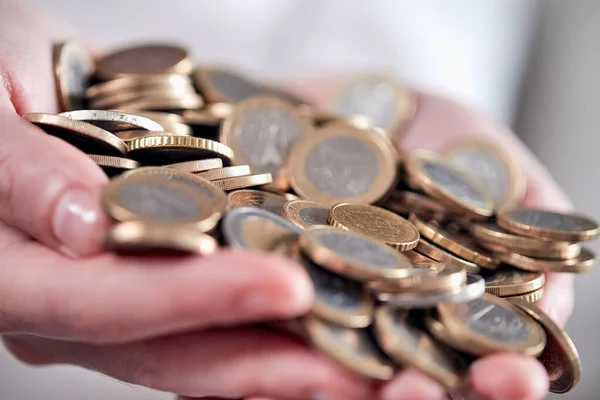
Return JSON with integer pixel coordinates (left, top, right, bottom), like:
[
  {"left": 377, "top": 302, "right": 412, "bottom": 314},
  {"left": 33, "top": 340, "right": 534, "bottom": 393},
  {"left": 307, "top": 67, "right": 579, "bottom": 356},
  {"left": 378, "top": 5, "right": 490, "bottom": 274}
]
[{"left": 0, "top": 2, "right": 574, "bottom": 400}]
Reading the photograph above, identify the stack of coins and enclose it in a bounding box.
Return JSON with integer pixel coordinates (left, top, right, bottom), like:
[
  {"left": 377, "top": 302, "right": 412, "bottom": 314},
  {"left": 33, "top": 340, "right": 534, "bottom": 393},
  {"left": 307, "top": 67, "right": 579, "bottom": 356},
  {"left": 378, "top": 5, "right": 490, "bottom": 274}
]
[{"left": 25, "top": 39, "right": 598, "bottom": 396}]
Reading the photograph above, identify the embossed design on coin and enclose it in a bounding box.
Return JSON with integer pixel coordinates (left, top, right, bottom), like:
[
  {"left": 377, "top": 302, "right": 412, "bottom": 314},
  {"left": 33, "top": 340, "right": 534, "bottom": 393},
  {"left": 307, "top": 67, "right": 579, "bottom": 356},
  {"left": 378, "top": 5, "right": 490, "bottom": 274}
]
[
  {"left": 462, "top": 297, "right": 529, "bottom": 342},
  {"left": 498, "top": 209, "right": 600, "bottom": 241},
  {"left": 423, "top": 160, "right": 487, "bottom": 209},
  {"left": 300, "top": 207, "right": 330, "bottom": 226},
  {"left": 227, "top": 189, "right": 287, "bottom": 215},
  {"left": 318, "top": 230, "right": 399, "bottom": 268},
  {"left": 283, "top": 199, "right": 330, "bottom": 229}
]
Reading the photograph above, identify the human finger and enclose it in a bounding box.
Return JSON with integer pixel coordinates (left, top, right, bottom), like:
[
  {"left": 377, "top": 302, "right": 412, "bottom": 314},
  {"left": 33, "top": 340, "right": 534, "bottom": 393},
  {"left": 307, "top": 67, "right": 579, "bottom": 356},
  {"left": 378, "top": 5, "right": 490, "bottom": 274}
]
[{"left": 379, "top": 369, "right": 446, "bottom": 400}]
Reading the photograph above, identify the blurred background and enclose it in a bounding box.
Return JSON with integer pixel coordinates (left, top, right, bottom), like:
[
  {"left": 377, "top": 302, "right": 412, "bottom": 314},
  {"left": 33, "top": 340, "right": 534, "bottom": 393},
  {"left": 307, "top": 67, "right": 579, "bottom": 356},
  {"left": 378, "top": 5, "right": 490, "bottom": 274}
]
[{"left": 1, "top": 0, "right": 598, "bottom": 398}]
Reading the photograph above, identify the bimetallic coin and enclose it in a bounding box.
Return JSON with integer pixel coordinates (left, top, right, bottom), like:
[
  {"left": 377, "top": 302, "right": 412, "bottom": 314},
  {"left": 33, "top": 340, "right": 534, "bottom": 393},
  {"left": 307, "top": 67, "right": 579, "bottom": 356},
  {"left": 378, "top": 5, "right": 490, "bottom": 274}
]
[
  {"left": 441, "top": 140, "right": 526, "bottom": 209},
  {"left": 282, "top": 199, "right": 330, "bottom": 229},
  {"left": 193, "top": 67, "right": 265, "bottom": 103},
  {"left": 483, "top": 269, "right": 545, "bottom": 297},
  {"left": 367, "top": 265, "right": 465, "bottom": 294},
  {"left": 374, "top": 308, "right": 466, "bottom": 390},
  {"left": 404, "top": 150, "right": 495, "bottom": 219},
  {"left": 503, "top": 288, "right": 545, "bottom": 302},
  {"left": 88, "top": 155, "right": 139, "bottom": 177},
  {"left": 212, "top": 173, "right": 273, "bottom": 191},
  {"left": 329, "top": 203, "right": 420, "bottom": 251},
  {"left": 24, "top": 113, "right": 127, "bottom": 156},
  {"left": 430, "top": 293, "right": 547, "bottom": 357},
  {"left": 127, "top": 135, "right": 234, "bottom": 166},
  {"left": 498, "top": 208, "right": 600, "bottom": 242},
  {"left": 164, "top": 158, "right": 223, "bottom": 173},
  {"left": 220, "top": 95, "right": 314, "bottom": 190},
  {"left": 59, "top": 110, "right": 164, "bottom": 133},
  {"left": 299, "top": 226, "right": 413, "bottom": 281},
  {"left": 496, "top": 248, "right": 596, "bottom": 273},
  {"left": 303, "top": 316, "right": 395, "bottom": 380},
  {"left": 103, "top": 221, "right": 218, "bottom": 255},
  {"left": 374, "top": 274, "right": 485, "bottom": 308},
  {"left": 415, "top": 238, "right": 481, "bottom": 274},
  {"left": 409, "top": 214, "right": 496, "bottom": 269},
  {"left": 196, "top": 165, "right": 251, "bottom": 181},
  {"left": 509, "top": 299, "right": 581, "bottom": 393},
  {"left": 287, "top": 123, "right": 398, "bottom": 206},
  {"left": 227, "top": 189, "right": 288, "bottom": 215},
  {"left": 95, "top": 43, "right": 193, "bottom": 79},
  {"left": 53, "top": 40, "right": 94, "bottom": 111},
  {"left": 328, "top": 73, "right": 415, "bottom": 135}
]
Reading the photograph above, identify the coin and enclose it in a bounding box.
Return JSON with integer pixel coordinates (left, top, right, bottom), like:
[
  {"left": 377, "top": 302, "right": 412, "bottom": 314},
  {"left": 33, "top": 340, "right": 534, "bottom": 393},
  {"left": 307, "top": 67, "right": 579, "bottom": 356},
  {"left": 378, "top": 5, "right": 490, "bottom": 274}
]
[
  {"left": 374, "top": 308, "right": 466, "bottom": 390},
  {"left": 328, "top": 73, "right": 415, "bottom": 135},
  {"left": 374, "top": 274, "right": 485, "bottom": 308},
  {"left": 87, "top": 74, "right": 193, "bottom": 98},
  {"left": 404, "top": 150, "right": 495, "bottom": 219},
  {"left": 409, "top": 214, "right": 496, "bottom": 269},
  {"left": 211, "top": 173, "right": 273, "bottom": 191},
  {"left": 503, "top": 288, "right": 544, "bottom": 302},
  {"left": 115, "top": 129, "right": 188, "bottom": 143},
  {"left": 193, "top": 67, "right": 265, "bottom": 103},
  {"left": 23, "top": 113, "right": 127, "bottom": 156},
  {"left": 227, "top": 189, "right": 288, "bottom": 215},
  {"left": 328, "top": 203, "right": 420, "bottom": 251},
  {"left": 441, "top": 140, "right": 526, "bottom": 209},
  {"left": 103, "top": 220, "right": 218, "bottom": 255},
  {"left": 127, "top": 135, "right": 234, "bottom": 165},
  {"left": 59, "top": 110, "right": 164, "bottom": 132},
  {"left": 367, "top": 265, "right": 466, "bottom": 293},
  {"left": 478, "top": 240, "right": 582, "bottom": 260},
  {"left": 299, "top": 225, "right": 413, "bottom": 281},
  {"left": 414, "top": 239, "right": 480, "bottom": 273},
  {"left": 509, "top": 299, "right": 581, "bottom": 393},
  {"left": 403, "top": 250, "right": 441, "bottom": 268},
  {"left": 88, "top": 155, "right": 139, "bottom": 177},
  {"left": 483, "top": 268, "right": 545, "bottom": 297},
  {"left": 164, "top": 158, "right": 223, "bottom": 173},
  {"left": 282, "top": 199, "right": 330, "bottom": 229},
  {"left": 90, "top": 87, "right": 197, "bottom": 110},
  {"left": 496, "top": 248, "right": 596, "bottom": 273},
  {"left": 95, "top": 43, "right": 193, "bottom": 79},
  {"left": 118, "top": 93, "right": 204, "bottom": 111},
  {"left": 220, "top": 95, "right": 314, "bottom": 190},
  {"left": 428, "top": 293, "right": 547, "bottom": 357},
  {"left": 497, "top": 208, "right": 600, "bottom": 242},
  {"left": 196, "top": 165, "right": 251, "bottom": 181},
  {"left": 287, "top": 123, "right": 398, "bottom": 205},
  {"left": 102, "top": 174, "right": 220, "bottom": 231},
  {"left": 385, "top": 190, "right": 447, "bottom": 219},
  {"left": 302, "top": 315, "right": 395, "bottom": 380},
  {"left": 53, "top": 40, "right": 94, "bottom": 111}
]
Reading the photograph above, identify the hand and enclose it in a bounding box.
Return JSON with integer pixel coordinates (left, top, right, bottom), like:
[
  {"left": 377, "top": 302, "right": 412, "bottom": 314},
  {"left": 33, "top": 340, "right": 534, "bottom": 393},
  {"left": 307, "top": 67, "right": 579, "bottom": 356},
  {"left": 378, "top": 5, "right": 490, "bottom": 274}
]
[{"left": 0, "top": 3, "right": 377, "bottom": 400}]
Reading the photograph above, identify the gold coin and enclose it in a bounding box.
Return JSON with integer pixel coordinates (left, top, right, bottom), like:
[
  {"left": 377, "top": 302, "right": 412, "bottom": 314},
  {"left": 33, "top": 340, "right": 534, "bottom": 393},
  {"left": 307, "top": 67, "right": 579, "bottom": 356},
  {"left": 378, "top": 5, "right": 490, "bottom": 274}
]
[
  {"left": 327, "top": 73, "right": 416, "bottom": 136},
  {"left": 509, "top": 299, "right": 582, "bottom": 393},
  {"left": 227, "top": 189, "right": 288, "bottom": 215},
  {"left": 367, "top": 264, "right": 465, "bottom": 294},
  {"left": 415, "top": 239, "right": 481, "bottom": 274},
  {"left": 440, "top": 139, "right": 526, "bottom": 210},
  {"left": 115, "top": 93, "right": 204, "bottom": 111},
  {"left": 90, "top": 87, "right": 197, "bottom": 109},
  {"left": 88, "top": 155, "right": 139, "bottom": 177},
  {"left": 182, "top": 108, "right": 224, "bottom": 126},
  {"left": 95, "top": 43, "right": 193, "bottom": 80},
  {"left": 287, "top": 123, "right": 398, "bottom": 206},
  {"left": 402, "top": 250, "right": 441, "bottom": 267},
  {"left": 164, "top": 158, "right": 223, "bottom": 173},
  {"left": 409, "top": 214, "right": 496, "bottom": 269},
  {"left": 503, "top": 288, "right": 545, "bottom": 302},
  {"left": 127, "top": 135, "right": 234, "bottom": 165},
  {"left": 385, "top": 190, "right": 447, "bottom": 218},
  {"left": 220, "top": 95, "right": 314, "bottom": 190},
  {"left": 374, "top": 308, "right": 466, "bottom": 391},
  {"left": 478, "top": 239, "right": 582, "bottom": 260},
  {"left": 23, "top": 113, "right": 127, "bottom": 156},
  {"left": 59, "top": 109, "right": 165, "bottom": 132},
  {"left": 282, "top": 199, "right": 330, "bottom": 230},
  {"left": 497, "top": 208, "right": 600, "bottom": 242},
  {"left": 328, "top": 203, "right": 420, "bottom": 251},
  {"left": 193, "top": 67, "right": 265, "bottom": 103},
  {"left": 404, "top": 150, "right": 495, "bottom": 219},
  {"left": 212, "top": 173, "right": 273, "bottom": 191},
  {"left": 428, "top": 293, "right": 547, "bottom": 357},
  {"left": 495, "top": 248, "right": 596, "bottom": 273},
  {"left": 87, "top": 74, "right": 193, "bottom": 98},
  {"left": 103, "top": 220, "right": 218, "bottom": 255},
  {"left": 483, "top": 269, "right": 545, "bottom": 297},
  {"left": 196, "top": 165, "right": 251, "bottom": 181},
  {"left": 299, "top": 225, "right": 413, "bottom": 281},
  {"left": 115, "top": 129, "right": 188, "bottom": 144},
  {"left": 297, "top": 104, "right": 339, "bottom": 126},
  {"left": 53, "top": 40, "right": 94, "bottom": 111},
  {"left": 302, "top": 315, "right": 395, "bottom": 380}
]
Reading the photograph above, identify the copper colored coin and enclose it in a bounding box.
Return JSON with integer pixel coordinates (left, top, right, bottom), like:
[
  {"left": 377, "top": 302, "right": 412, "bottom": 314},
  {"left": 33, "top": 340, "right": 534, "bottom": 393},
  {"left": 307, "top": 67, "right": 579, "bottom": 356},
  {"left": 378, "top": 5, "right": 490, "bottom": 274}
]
[
  {"left": 196, "top": 165, "right": 251, "bottom": 181},
  {"left": 115, "top": 130, "right": 188, "bottom": 143},
  {"left": 415, "top": 239, "right": 481, "bottom": 274},
  {"left": 227, "top": 189, "right": 288, "bottom": 215},
  {"left": 496, "top": 248, "right": 596, "bottom": 273},
  {"left": 503, "top": 288, "right": 545, "bottom": 302},
  {"left": 367, "top": 264, "right": 465, "bottom": 294},
  {"left": 115, "top": 93, "right": 204, "bottom": 111},
  {"left": 282, "top": 199, "right": 330, "bottom": 230},
  {"left": 477, "top": 239, "right": 582, "bottom": 260},
  {"left": 87, "top": 74, "right": 193, "bottom": 98},
  {"left": 402, "top": 250, "right": 441, "bottom": 267},
  {"left": 483, "top": 269, "right": 545, "bottom": 297},
  {"left": 164, "top": 158, "right": 223, "bottom": 173},
  {"left": 127, "top": 135, "right": 234, "bottom": 165},
  {"left": 89, "top": 154, "right": 139, "bottom": 177},
  {"left": 211, "top": 173, "right": 273, "bottom": 191},
  {"left": 386, "top": 190, "right": 447, "bottom": 216}
]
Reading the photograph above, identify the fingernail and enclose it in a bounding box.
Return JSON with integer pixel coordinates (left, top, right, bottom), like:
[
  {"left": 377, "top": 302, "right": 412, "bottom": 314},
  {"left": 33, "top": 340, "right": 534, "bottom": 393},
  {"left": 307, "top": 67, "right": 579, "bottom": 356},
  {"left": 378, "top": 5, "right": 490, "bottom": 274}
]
[{"left": 53, "top": 189, "right": 105, "bottom": 256}]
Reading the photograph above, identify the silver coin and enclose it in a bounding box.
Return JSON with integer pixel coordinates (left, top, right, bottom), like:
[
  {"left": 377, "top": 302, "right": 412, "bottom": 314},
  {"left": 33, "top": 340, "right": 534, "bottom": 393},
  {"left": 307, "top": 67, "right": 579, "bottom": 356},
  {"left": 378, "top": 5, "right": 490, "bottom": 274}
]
[
  {"left": 504, "top": 209, "right": 597, "bottom": 233},
  {"left": 299, "top": 207, "right": 330, "bottom": 226},
  {"left": 235, "top": 107, "right": 306, "bottom": 175},
  {"left": 445, "top": 148, "right": 510, "bottom": 205},
  {"left": 65, "top": 52, "right": 90, "bottom": 110},
  {"left": 205, "top": 70, "right": 265, "bottom": 102},
  {"left": 331, "top": 78, "right": 399, "bottom": 131},
  {"left": 222, "top": 207, "right": 302, "bottom": 249},
  {"left": 422, "top": 159, "right": 489, "bottom": 210},
  {"left": 115, "top": 181, "right": 201, "bottom": 222},
  {"left": 59, "top": 110, "right": 164, "bottom": 132},
  {"left": 305, "top": 136, "right": 378, "bottom": 197},
  {"left": 375, "top": 274, "right": 485, "bottom": 308}
]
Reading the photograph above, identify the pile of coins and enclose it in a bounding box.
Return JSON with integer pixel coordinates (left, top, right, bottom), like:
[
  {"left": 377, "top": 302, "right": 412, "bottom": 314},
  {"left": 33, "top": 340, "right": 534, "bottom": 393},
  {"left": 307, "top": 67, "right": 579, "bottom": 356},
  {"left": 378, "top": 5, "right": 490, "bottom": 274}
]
[{"left": 27, "top": 40, "right": 599, "bottom": 395}]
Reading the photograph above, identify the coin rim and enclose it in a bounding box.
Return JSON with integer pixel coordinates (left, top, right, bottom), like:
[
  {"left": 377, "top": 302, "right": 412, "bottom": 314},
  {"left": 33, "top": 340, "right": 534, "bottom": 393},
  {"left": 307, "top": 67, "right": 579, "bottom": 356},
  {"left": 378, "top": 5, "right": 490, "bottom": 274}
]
[
  {"left": 478, "top": 239, "right": 582, "bottom": 260},
  {"left": 193, "top": 66, "right": 266, "bottom": 103},
  {"left": 196, "top": 165, "right": 251, "bottom": 181},
  {"left": 211, "top": 173, "right": 273, "bottom": 191},
  {"left": 88, "top": 154, "right": 140, "bottom": 170},
  {"left": 282, "top": 199, "right": 330, "bottom": 230},
  {"left": 226, "top": 189, "right": 288, "bottom": 212},
  {"left": 127, "top": 135, "right": 234, "bottom": 164},
  {"left": 367, "top": 264, "right": 465, "bottom": 293},
  {"left": 53, "top": 40, "right": 94, "bottom": 112},
  {"left": 164, "top": 158, "right": 224, "bottom": 173},
  {"left": 483, "top": 270, "right": 545, "bottom": 297},
  {"left": 502, "top": 288, "right": 545, "bottom": 302},
  {"left": 415, "top": 238, "right": 481, "bottom": 274},
  {"left": 60, "top": 109, "right": 165, "bottom": 132},
  {"left": 496, "top": 248, "right": 596, "bottom": 273}
]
